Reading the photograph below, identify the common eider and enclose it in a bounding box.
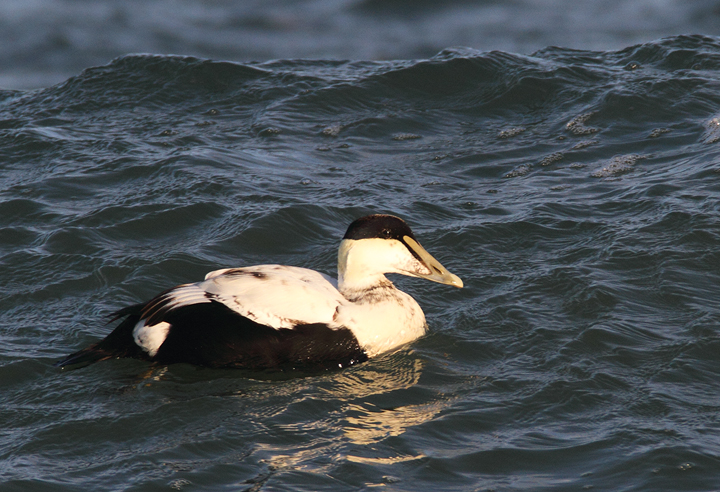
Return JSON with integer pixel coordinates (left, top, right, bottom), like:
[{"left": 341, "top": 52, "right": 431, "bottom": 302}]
[{"left": 55, "top": 214, "right": 463, "bottom": 371}]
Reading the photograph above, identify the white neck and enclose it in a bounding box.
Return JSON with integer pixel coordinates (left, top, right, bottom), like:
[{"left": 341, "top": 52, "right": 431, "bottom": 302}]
[
  {"left": 335, "top": 239, "right": 427, "bottom": 354},
  {"left": 337, "top": 238, "right": 401, "bottom": 296}
]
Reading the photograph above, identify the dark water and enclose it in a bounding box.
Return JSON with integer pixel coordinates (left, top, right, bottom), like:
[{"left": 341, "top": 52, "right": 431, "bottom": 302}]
[
  {"left": 5, "top": 0, "right": 720, "bottom": 90},
  {"left": 2, "top": 34, "right": 720, "bottom": 490}
]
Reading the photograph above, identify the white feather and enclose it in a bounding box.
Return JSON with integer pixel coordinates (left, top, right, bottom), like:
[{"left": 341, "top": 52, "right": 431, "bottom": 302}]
[
  {"left": 199, "top": 265, "right": 344, "bottom": 329},
  {"left": 163, "top": 284, "right": 211, "bottom": 309},
  {"left": 334, "top": 289, "right": 426, "bottom": 357},
  {"left": 133, "top": 321, "right": 171, "bottom": 357}
]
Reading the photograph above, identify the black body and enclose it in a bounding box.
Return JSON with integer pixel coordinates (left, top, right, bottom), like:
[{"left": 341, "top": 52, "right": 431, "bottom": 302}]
[{"left": 55, "top": 300, "right": 368, "bottom": 371}]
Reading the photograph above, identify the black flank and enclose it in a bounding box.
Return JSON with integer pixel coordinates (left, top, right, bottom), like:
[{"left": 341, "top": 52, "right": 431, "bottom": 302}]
[
  {"left": 56, "top": 300, "right": 368, "bottom": 371},
  {"left": 154, "top": 301, "right": 368, "bottom": 371}
]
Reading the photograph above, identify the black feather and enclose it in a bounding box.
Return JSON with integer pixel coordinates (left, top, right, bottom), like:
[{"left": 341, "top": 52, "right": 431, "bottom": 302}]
[
  {"left": 54, "top": 305, "right": 150, "bottom": 370},
  {"left": 343, "top": 214, "right": 416, "bottom": 241},
  {"left": 55, "top": 300, "right": 368, "bottom": 372},
  {"left": 154, "top": 301, "right": 367, "bottom": 371}
]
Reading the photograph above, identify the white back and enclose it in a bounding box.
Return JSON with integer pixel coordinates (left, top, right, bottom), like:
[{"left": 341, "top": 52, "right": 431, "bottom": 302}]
[{"left": 201, "top": 265, "right": 345, "bottom": 329}]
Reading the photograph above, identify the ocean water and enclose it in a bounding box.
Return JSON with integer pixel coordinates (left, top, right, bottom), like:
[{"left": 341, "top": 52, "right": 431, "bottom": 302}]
[
  {"left": 4, "top": 0, "right": 720, "bottom": 90},
  {"left": 1, "top": 32, "right": 720, "bottom": 491}
]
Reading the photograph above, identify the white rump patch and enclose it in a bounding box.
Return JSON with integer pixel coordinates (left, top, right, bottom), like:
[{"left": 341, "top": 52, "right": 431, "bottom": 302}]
[{"left": 133, "top": 320, "right": 171, "bottom": 357}]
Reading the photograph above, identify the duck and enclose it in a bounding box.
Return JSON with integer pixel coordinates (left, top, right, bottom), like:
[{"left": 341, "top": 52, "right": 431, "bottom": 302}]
[{"left": 55, "top": 214, "right": 463, "bottom": 371}]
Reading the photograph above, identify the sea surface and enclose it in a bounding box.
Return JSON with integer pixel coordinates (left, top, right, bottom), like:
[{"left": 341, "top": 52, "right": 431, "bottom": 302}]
[
  {"left": 1, "top": 33, "right": 720, "bottom": 491},
  {"left": 4, "top": 0, "right": 720, "bottom": 90}
]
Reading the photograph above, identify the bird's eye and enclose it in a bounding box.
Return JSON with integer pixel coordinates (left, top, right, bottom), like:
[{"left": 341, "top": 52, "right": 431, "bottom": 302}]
[{"left": 381, "top": 229, "right": 391, "bottom": 238}]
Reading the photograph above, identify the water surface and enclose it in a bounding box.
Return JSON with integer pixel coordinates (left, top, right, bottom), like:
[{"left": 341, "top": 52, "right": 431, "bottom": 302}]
[{"left": 1, "top": 35, "right": 720, "bottom": 491}]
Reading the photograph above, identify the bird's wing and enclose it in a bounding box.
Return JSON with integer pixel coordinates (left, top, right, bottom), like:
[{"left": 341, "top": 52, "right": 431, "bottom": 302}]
[{"left": 188, "top": 264, "right": 345, "bottom": 329}]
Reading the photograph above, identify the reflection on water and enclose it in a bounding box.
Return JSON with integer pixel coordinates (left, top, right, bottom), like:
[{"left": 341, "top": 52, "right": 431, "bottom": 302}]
[
  {"left": 328, "top": 354, "right": 453, "bottom": 448},
  {"left": 343, "top": 399, "right": 447, "bottom": 447},
  {"left": 206, "top": 353, "right": 445, "bottom": 485},
  {"left": 132, "top": 350, "right": 446, "bottom": 454},
  {"left": 345, "top": 453, "right": 425, "bottom": 465},
  {"left": 321, "top": 351, "right": 424, "bottom": 400}
]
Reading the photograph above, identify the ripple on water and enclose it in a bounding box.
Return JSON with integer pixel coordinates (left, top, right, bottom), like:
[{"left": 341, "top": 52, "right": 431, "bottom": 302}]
[{"left": 2, "top": 35, "right": 720, "bottom": 491}]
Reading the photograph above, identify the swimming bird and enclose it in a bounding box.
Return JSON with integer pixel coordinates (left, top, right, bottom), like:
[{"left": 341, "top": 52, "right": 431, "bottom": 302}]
[{"left": 55, "top": 214, "right": 463, "bottom": 371}]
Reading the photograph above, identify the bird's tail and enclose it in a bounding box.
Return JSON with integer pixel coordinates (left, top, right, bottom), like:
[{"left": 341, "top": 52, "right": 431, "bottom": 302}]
[
  {"left": 54, "top": 343, "right": 115, "bottom": 370},
  {"left": 55, "top": 304, "right": 147, "bottom": 370}
]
